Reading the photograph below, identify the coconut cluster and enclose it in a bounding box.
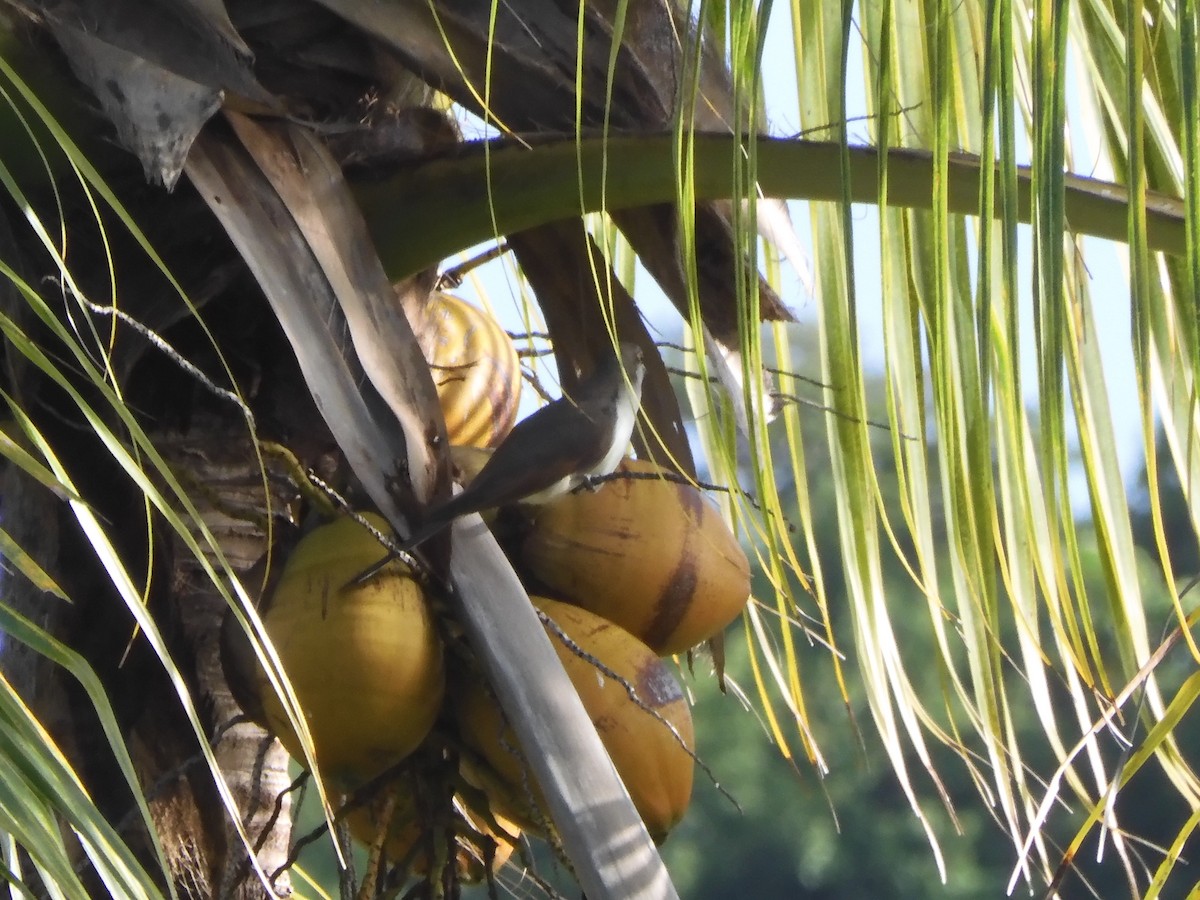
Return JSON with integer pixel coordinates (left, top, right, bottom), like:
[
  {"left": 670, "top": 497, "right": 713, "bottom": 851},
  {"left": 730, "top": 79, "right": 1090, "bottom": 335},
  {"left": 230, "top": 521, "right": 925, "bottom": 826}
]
[{"left": 230, "top": 297, "right": 752, "bottom": 886}]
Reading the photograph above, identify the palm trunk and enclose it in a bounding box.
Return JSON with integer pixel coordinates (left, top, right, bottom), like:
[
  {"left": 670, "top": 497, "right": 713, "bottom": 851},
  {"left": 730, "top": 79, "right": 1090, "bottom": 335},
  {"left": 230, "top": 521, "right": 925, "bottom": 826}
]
[
  {"left": 155, "top": 420, "right": 296, "bottom": 898},
  {"left": 0, "top": 410, "right": 298, "bottom": 898}
]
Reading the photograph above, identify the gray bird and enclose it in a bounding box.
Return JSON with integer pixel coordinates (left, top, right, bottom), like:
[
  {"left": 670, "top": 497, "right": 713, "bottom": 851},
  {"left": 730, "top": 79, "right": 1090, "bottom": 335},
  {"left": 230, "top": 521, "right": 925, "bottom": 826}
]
[{"left": 355, "top": 341, "right": 646, "bottom": 582}]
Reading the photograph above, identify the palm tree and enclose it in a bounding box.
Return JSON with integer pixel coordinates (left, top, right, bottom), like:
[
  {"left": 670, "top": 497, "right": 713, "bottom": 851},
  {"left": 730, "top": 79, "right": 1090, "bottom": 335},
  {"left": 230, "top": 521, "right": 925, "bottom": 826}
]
[{"left": 1, "top": 1, "right": 1196, "bottom": 898}]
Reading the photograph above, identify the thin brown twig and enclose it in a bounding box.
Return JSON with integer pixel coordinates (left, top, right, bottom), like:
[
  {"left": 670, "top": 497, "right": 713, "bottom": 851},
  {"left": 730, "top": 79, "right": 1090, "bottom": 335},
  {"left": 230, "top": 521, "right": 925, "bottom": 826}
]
[
  {"left": 771, "top": 391, "right": 917, "bottom": 440},
  {"left": 580, "top": 470, "right": 798, "bottom": 535},
  {"left": 519, "top": 363, "right": 557, "bottom": 404},
  {"left": 536, "top": 611, "right": 742, "bottom": 815},
  {"left": 516, "top": 345, "right": 556, "bottom": 358},
  {"left": 656, "top": 340, "right": 832, "bottom": 390},
  {"left": 437, "top": 242, "right": 510, "bottom": 289},
  {"left": 763, "top": 364, "right": 830, "bottom": 389},
  {"left": 299, "top": 472, "right": 439, "bottom": 587}
]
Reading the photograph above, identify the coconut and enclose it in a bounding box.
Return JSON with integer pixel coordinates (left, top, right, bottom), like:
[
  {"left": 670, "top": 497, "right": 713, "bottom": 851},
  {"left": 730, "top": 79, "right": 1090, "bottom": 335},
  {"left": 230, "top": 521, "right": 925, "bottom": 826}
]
[
  {"left": 521, "top": 459, "right": 750, "bottom": 655},
  {"left": 425, "top": 292, "right": 522, "bottom": 448},
  {"left": 255, "top": 514, "right": 444, "bottom": 786},
  {"left": 454, "top": 597, "right": 694, "bottom": 842}
]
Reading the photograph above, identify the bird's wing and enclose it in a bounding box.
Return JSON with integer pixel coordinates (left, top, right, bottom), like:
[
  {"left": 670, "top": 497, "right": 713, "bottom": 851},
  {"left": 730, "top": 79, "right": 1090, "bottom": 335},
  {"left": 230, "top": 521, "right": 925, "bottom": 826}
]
[
  {"left": 397, "top": 376, "right": 619, "bottom": 551},
  {"left": 454, "top": 397, "right": 611, "bottom": 511}
]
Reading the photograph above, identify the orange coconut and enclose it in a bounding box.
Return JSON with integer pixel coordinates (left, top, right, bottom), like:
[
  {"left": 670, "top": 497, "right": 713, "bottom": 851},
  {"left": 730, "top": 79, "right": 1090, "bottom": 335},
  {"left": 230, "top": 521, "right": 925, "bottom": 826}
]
[
  {"left": 425, "top": 292, "right": 521, "bottom": 448},
  {"left": 455, "top": 597, "right": 694, "bottom": 841},
  {"left": 521, "top": 459, "right": 750, "bottom": 655}
]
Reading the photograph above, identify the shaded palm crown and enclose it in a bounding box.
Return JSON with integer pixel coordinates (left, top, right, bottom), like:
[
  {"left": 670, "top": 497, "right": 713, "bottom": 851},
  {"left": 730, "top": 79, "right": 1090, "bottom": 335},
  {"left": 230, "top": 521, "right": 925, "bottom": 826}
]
[{"left": 0, "top": 2, "right": 798, "bottom": 898}]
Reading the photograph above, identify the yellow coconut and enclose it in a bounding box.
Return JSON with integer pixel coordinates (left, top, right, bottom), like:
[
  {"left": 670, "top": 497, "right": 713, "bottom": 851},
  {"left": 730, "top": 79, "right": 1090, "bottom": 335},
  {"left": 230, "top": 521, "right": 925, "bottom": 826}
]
[
  {"left": 346, "top": 789, "right": 520, "bottom": 882},
  {"left": 426, "top": 292, "right": 521, "bottom": 448},
  {"left": 256, "top": 514, "right": 444, "bottom": 786},
  {"left": 454, "top": 597, "right": 694, "bottom": 842},
  {"left": 520, "top": 459, "right": 751, "bottom": 655}
]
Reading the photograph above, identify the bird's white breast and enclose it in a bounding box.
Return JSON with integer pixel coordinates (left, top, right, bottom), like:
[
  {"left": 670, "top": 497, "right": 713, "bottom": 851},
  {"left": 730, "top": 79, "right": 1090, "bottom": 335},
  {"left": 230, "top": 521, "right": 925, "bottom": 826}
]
[{"left": 586, "top": 372, "right": 642, "bottom": 479}]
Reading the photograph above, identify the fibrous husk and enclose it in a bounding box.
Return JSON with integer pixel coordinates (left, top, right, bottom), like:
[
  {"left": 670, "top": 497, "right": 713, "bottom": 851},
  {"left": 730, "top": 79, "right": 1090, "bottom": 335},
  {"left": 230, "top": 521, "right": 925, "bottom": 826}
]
[
  {"left": 454, "top": 596, "right": 694, "bottom": 843},
  {"left": 521, "top": 459, "right": 750, "bottom": 655},
  {"left": 254, "top": 514, "right": 445, "bottom": 786}
]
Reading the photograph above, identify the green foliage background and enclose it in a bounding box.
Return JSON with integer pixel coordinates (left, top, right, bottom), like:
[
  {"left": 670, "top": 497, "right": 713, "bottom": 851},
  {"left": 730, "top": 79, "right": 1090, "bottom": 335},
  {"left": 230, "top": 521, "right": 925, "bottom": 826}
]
[{"left": 674, "top": 391, "right": 1200, "bottom": 898}]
